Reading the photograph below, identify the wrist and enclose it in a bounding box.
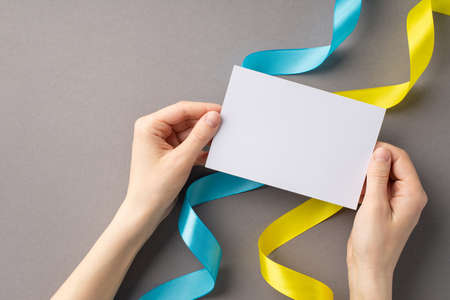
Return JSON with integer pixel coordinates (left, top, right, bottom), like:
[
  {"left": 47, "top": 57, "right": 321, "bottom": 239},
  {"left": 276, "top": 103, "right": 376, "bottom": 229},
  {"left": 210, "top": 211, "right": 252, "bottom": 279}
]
[
  {"left": 347, "top": 261, "right": 393, "bottom": 300},
  {"left": 110, "top": 197, "right": 167, "bottom": 248}
]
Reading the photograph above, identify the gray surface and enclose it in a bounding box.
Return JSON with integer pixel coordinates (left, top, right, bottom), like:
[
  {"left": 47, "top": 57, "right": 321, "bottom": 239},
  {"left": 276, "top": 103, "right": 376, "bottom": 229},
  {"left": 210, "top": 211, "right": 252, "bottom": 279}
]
[{"left": 0, "top": 0, "right": 449, "bottom": 299}]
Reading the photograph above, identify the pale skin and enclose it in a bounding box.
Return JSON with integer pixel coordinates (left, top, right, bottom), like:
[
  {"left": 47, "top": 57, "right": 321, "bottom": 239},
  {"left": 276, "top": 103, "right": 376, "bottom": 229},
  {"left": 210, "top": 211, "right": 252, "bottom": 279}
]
[{"left": 52, "top": 102, "right": 427, "bottom": 300}]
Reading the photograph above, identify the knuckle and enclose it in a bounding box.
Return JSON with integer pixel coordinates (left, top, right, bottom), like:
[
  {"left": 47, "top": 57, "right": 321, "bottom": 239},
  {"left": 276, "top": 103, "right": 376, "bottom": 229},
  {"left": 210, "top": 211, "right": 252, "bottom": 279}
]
[
  {"left": 420, "top": 190, "right": 428, "bottom": 208},
  {"left": 398, "top": 148, "right": 410, "bottom": 159},
  {"left": 401, "top": 151, "right": 410, "bottom": 161},
  {"left": 367, "top": 167, "right": 389, "bottom": 181},
  {"left": 177, "top": 100, "right": 189, "bottom": 106},
  {"left": 176, "top": 101, "right": 189, "bottom": 112},
  {"left": 134, "top": 116, "right": 155, "bottom": 135},
  {"left": 134, "top": 117, "right": 147, "bottom": 132},
  {"left": 408, "top": 189, "right": 428, "bottom": 214},
  {"left": 175, "top": 101, "right": 189, "bottom": 117},
  {"left": 369, "top": 169, "right": 389, "bottom": 178}
]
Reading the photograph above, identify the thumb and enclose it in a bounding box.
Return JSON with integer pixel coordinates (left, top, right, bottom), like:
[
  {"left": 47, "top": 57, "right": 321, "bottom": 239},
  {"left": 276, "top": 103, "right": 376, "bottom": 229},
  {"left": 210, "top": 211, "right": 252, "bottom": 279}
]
[
  {"left": 364, "top": 147, "right": 392, "bottom": 205},
  {"left": 177, "top": 111, "right": 221, "bottom": 162}
]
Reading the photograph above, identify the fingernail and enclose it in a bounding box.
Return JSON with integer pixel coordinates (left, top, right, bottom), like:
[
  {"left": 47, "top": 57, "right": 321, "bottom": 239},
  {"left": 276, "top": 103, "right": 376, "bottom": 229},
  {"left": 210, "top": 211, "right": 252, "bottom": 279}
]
[
  {"left": 373, "top": 147, "right": 390, "bottom": 161},
  {"left": 204, "top": 111, "right": 220, "bottom": 128}
]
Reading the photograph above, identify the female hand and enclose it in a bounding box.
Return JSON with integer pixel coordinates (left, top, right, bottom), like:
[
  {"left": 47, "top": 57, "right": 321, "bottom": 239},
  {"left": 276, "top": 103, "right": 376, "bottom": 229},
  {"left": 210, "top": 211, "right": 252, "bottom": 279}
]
[
  {"left": 347, "top": 142, "right": 428, "bottom": 300},
  {"left": 52, "top": 101, "right": 221, "bottom": 300},
  {"left": 120, "top": 101, "right": 221, "bottom": 235}
]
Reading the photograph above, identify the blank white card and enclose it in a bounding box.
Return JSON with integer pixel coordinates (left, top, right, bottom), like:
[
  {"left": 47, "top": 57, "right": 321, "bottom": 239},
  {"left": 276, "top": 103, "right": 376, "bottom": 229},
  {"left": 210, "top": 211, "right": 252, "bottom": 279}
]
[{"left": 206, "top": 66, "right": 385, "bottom": 209}]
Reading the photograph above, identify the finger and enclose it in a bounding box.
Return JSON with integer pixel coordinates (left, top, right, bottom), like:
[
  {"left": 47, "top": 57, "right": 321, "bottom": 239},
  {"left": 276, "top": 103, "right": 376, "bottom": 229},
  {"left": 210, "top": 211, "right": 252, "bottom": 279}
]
[
  {"left": 364, "top": 147, "right": 392, "bottom": 207},
  {"left": 376, "top": 142, "right": 427, "bottom": 218},
  {"left": 177, "top": 128, "right": 212, "bottom": 146},
  {"left": 134, "top": 116, "right": 173, "bottom": 139},
  {"left": 152, "top": 101, "right": 221, "bottom": 125},
  {"left": 175, "top": 111, "right": 221, "bottom": 163},
  {"left": 375, "top": 142, "right": 421, "bottom": 186}
]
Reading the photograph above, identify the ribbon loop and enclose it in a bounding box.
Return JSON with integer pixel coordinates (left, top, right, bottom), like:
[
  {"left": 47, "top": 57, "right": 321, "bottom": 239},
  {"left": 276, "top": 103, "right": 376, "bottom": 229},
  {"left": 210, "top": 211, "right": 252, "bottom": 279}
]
[
  {"left": 140, "top": 173, "right": 262, "bottom": 300},
  {"left": 242, "top": 0, "right": 361, "bottom": 75}
]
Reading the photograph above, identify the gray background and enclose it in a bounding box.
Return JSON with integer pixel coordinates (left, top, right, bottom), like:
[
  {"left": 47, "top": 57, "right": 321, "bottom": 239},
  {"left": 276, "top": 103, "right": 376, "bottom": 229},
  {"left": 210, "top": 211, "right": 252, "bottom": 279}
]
[{"left": 0, "top": 0, "right": 449, "bottom": 299}]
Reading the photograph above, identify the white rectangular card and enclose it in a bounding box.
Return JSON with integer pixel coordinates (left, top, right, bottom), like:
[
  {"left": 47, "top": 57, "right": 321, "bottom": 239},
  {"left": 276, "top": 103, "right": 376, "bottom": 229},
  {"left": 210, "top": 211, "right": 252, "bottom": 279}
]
[{"left": 206, "top": 66, "right": 385, "bottom": 209}]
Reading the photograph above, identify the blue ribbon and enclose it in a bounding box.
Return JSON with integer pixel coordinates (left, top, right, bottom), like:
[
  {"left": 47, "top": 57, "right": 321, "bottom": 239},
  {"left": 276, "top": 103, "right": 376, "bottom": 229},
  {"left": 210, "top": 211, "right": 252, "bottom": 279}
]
[
  {"left": 243, "top": 0, "right": 361, "bottom": 75},
  {"left": 140, "top": 173, "right": 263, "bottom": 299},
  {"left": 140, "top": 0, "right": 361, "bottom": 299}
]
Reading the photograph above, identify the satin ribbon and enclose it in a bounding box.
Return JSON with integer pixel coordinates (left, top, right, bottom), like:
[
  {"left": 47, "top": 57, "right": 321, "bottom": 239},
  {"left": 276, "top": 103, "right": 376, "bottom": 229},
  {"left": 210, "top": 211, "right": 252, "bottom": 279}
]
[
  {"left": 243, "top": 0, "right": 361, "bottom": 75},
  {"left": 140, "top": 0, "right": 449, "bottom": 299},
  {"left": 140, "top": 173, "right": 263, "bottom": 299},
  {"left": 256, "top": 1, "right": 449, "bottom": 300},
  {"left": 335, "top": 0, "right": 448, "bottom": 108}
]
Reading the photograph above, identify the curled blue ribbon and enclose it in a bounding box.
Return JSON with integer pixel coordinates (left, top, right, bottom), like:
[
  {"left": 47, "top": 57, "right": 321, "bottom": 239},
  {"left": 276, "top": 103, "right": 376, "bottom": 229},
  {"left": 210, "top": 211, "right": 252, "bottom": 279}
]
[
  {"left": 243, "top": 0, "right": 361, "bottom": 75},
  {"left": 140, "top": 173, "right": 262, "bottom": 299},
  {"left": 140, "top": 0, "right": 361, "bottom": 299}
]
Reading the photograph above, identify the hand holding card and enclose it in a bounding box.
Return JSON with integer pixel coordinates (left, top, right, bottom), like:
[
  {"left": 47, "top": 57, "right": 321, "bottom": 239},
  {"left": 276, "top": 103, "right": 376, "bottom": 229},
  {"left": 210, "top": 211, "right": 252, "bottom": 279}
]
[{"left": 206, "top": 66, "right": 385, "bottom": 209}]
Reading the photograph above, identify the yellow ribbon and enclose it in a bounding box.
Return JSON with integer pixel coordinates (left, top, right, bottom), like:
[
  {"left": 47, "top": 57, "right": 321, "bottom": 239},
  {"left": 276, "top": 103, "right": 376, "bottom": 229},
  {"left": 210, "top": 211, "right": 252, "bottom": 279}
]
[{"left": 259, "top": 0, "right": 449, "bottom": 299}]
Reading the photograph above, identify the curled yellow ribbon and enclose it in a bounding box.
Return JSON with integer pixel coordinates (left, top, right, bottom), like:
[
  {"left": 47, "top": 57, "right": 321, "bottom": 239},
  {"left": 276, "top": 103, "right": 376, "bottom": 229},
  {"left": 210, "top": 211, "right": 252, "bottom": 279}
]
[
  {"left": 259, "top": 0, "right": 449, "bottom": 299},
  {"left": 259, "top": 200, "right": 341, "bottom": 299}
]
